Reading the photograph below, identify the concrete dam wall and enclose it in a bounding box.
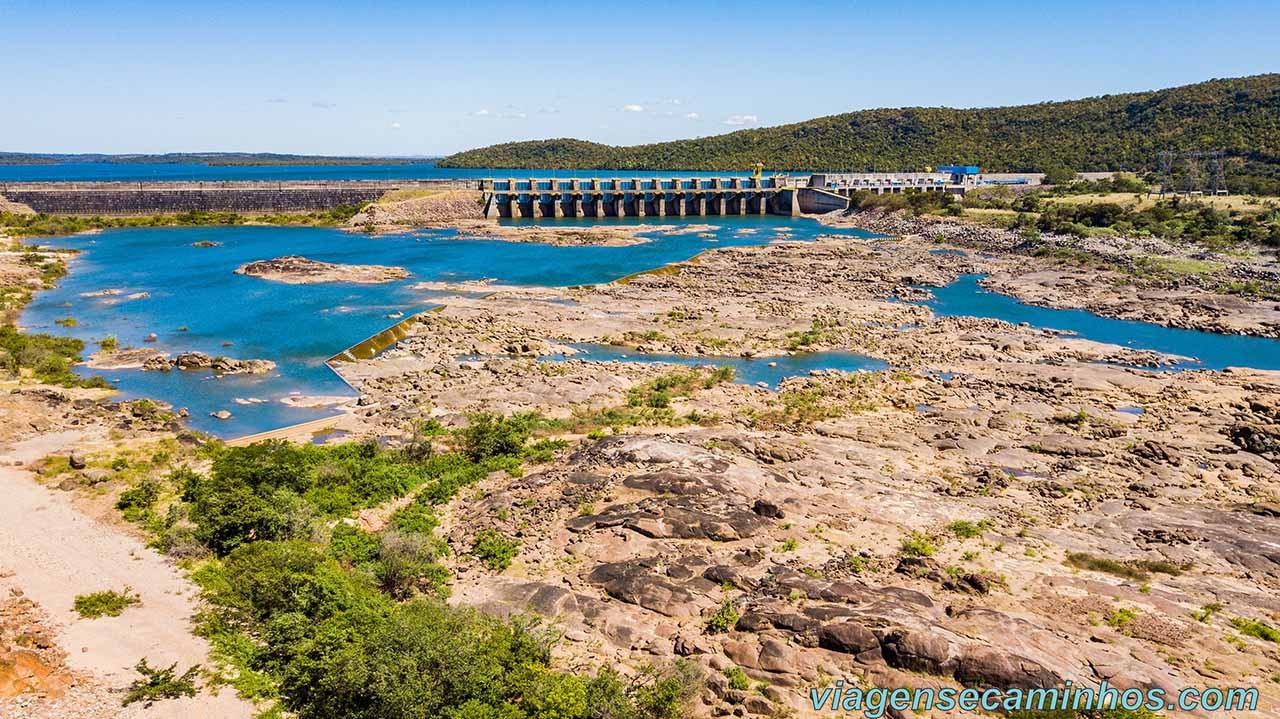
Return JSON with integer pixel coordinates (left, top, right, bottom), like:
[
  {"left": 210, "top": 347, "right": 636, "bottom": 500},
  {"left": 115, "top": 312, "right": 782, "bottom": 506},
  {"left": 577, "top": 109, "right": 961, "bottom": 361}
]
[{"left": 0, "top": 180, "right": 477, "bottom": 216}]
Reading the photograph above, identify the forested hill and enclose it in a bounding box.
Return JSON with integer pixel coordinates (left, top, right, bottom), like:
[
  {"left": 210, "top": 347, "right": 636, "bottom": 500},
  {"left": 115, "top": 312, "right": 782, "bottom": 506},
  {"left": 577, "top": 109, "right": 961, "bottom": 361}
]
[{"left": 439, "top": 74, "right": 1280, "bottom": 191}]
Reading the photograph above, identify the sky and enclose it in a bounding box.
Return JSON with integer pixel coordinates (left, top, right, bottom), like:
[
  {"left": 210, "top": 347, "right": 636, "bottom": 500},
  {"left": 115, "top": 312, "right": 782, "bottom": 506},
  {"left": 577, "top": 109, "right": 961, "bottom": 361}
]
[{"left": 2, "top": 0, "right": 1277, "bottom": 156}]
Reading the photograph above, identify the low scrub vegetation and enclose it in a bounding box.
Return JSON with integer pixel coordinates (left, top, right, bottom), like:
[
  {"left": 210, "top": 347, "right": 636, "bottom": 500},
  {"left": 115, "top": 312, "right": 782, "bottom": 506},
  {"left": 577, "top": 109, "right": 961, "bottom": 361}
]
[
  {"left": 113, "top": 414, "right": 702, "bottom": 718},
  {"left": 73, "top": 588, "right": 141, "bottom": 618},
  {"left": 122, "top": 659, "right": 200, "bottom": 706}
]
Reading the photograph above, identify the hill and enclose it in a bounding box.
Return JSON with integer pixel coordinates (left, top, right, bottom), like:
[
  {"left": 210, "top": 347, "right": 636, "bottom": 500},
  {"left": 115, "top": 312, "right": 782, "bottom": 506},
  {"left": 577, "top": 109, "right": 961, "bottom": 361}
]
[{"left": 439, "top": 74, "right": 1280, "bottom": 193}]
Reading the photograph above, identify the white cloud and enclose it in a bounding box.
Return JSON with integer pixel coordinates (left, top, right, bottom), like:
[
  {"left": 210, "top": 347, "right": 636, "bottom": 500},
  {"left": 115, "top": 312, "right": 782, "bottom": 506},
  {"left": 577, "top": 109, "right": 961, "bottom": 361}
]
[
  {"left": 266, "top": 97, "right": 288, "bottom": 104},
  {"left": 622, "top": 104, "right": 645, "bottom": 113},
  {"left": 684, "top": 112, "right": 700, "bottom": 120},
  {"left": 537, "top": 106, "right": 560, "bottom": 114},
  {"left": 473, "top": 109, "right": 491, "bottom": 116},
  {"left": 390, "top": 121, "right": 401, "bottom": 129},
  {"left": 312, "top": 100, "right": 337, "bottom": 110},
  {"left": 496, "top": 111, "right": 527, "bottom": 119},
  {"left": 723, "top": 114, "right": 758, "bottom": 126}
]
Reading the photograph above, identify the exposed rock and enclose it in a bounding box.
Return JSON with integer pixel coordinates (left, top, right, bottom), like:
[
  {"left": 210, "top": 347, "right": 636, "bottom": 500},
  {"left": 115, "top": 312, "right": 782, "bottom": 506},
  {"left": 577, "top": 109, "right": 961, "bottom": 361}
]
[
  {"left": 146, "top": 351, "right": 276, "bottom": 374},
  {"left": 235, "top": 255, "right": 410, "bottom": 284}
]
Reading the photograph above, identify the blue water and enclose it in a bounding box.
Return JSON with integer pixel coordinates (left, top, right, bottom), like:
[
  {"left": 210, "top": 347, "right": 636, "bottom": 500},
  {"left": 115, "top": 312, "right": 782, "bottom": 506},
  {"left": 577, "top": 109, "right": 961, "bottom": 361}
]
[
  {"left": 21, "top": 217, "right": 875, "bottom": 437},
  {"left": 0, "top": 161, "right": 768, "bottom": 184},
  {"left": 926, "top": 275, "right": 1280, "bottom": 370},
  {"left": 536, "top": 343, "right": 888, "bottom": 388}
]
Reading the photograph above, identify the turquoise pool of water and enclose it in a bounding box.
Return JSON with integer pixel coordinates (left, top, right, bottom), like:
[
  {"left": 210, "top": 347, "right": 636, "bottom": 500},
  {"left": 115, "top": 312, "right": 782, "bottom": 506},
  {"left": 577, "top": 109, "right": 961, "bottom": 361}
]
[
  {"left": 926, "top": 275, "right": 1280, "bottom": 371},
  {"left": 534, "top": 344, "right": 888, "bottom": 387},
  {"left": 21, "top": 217, "right": 874, "bottom": 437}
]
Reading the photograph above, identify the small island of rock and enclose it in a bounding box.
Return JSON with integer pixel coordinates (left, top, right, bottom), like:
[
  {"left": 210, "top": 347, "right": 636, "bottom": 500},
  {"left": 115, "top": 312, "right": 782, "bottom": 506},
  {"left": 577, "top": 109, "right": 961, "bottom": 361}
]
[{"left": 234, "top": 255, "right": 410, "bottom": 284}]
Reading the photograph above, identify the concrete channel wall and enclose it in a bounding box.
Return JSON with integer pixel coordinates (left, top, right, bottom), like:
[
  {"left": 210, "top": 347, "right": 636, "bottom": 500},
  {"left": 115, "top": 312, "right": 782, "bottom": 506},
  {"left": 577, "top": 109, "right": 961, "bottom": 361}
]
[{"left": 0, "top": 179, "right": 478, "bottom": 215}]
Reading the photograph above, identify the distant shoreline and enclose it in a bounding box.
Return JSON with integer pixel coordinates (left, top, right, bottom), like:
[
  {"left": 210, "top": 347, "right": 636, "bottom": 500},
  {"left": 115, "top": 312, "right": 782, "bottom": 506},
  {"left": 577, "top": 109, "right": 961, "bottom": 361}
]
[{"left": 0, "top": 152, "right": 442, "bottom": 167}]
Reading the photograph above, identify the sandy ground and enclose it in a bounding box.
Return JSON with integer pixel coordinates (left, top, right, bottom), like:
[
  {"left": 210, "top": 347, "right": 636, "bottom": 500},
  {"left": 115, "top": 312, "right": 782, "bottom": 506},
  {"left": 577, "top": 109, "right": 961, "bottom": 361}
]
[{"left": 0, "top": 432, "right": 252, "bottom": 719}]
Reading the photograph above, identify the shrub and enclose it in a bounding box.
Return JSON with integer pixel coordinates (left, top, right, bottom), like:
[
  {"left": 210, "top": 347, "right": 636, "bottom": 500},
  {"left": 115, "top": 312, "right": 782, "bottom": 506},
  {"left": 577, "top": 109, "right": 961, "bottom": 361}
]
[
  {"left": 122, "top": 659, "right": 200, "bottom": 706},
  {"left": 946, "top": 519, "right": 992, "bottom": 539},
  {"left": 1232, "top": 617, "right": 1280, "bottom": 643},
  {"left": 329, "top": 522, "right": 381, "bottom": 565},
  {"left": 1064, "top": 552, "right": 1149, "bottom": 581},
  {"left": 0, "top": 324, "right": 110, "bottom": 387},
  {"left": 471, "top": 528, "right": 520, "bottom": 571},
  {"left": 74, "top": 589, "right": 141, "bottom": 618},
  {"left": 899, "top": 532, "right": 937, "bottom": 558},
  {"left": 704, "top": 598, "right": 739, "bottom": 634},
  {"left": 459, "top": 412, "right": 536, "bottom": 461},
  {"left": 723, "top": 665, "right": 750, "bottom": 691},
  {"left": 377, "top": 530, "right": 449, "bottom": 599},
  {"left": 116, "top": 478, "right": 162, "bottom": 521}
]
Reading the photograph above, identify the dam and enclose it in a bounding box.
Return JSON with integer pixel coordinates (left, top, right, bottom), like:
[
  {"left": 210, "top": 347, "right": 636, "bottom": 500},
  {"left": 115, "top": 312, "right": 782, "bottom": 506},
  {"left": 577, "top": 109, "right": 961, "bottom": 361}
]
[
  {"left": 0, "top": 179, "right": 476, "bottom": 215},
  {"left": 479, "top": 177, "right": 802, "bottom": 218}
]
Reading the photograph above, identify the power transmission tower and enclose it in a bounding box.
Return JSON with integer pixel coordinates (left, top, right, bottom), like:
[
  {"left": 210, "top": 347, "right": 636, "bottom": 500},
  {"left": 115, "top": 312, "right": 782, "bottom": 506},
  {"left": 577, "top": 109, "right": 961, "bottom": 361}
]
[
  {"left": 1158, "top": 151, "right": 1177, "bottom": 197},
  {"left": 1159, "top": 149, "right": 1229, "bottom": 197},
  {"left": 1183, "top": 152, "right": 1201, "bottom": 196},
  {"left": 1206, "top": 150, "right": 1226, "bottom": 195}
]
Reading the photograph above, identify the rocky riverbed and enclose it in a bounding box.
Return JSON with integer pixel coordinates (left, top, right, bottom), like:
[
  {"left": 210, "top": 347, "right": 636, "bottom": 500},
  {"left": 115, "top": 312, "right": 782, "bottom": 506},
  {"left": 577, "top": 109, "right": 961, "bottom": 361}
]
[
  {"left": 325, "top": 233, "right": 1280, "bottom": 717},
  {"left": 821, "top": 208, "right": 1280, "bottom": 338}
]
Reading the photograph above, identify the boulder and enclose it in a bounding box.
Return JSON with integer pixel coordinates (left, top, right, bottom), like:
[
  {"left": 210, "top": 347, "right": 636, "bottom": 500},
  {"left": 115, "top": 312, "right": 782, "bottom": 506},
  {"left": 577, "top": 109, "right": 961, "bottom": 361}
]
[
  {"left": 880, "top": 630, "right": 953, "bottom": 675},
  {"left": 818, "top": 621, "right": 878, "bottom": 654}
]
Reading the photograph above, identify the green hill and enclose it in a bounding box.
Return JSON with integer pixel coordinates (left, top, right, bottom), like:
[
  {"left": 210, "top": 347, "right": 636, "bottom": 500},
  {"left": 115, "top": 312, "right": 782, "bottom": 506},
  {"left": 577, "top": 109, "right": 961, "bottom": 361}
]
[{"left": 439, "top": 74, "right": 1280, "bottom": 193}]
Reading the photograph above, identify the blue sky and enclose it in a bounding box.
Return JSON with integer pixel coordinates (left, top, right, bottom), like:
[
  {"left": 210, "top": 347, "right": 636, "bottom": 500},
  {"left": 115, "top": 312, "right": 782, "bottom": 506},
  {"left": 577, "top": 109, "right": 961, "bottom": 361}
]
[{"left": 2, "top": 0, "right": 1276, "bottom": 155}]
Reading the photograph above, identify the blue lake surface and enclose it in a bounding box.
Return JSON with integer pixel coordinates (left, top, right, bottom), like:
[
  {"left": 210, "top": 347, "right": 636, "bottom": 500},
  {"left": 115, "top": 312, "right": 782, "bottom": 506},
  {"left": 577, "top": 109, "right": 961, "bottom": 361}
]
[
  {"left": 537, "top": 344, "right": 888, "bottom": 387},
  {"left": 0, "top": 161, "right": 768, "bottom": 183},
  {"left": 926, "top": 275, "right": 1280, "bottom": 371},
  {"left": 21, "top": 217, "right": 873, "bottom": 437}
]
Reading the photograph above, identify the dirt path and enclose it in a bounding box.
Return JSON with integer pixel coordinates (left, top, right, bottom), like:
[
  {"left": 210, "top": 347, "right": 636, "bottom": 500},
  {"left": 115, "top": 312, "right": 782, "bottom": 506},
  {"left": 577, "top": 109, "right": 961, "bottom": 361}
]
[{"left": 0, "top": 431, "right": 253, "bottom": 718}]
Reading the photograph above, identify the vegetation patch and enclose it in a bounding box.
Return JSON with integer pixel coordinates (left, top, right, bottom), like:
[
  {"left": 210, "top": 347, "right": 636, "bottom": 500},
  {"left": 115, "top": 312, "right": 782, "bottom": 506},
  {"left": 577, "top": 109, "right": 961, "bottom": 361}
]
[
  {"left": 112, "top": 417, "right": 705, "bottom": 718},
  {"left": 73, "top": 588, "right": 141, "bottom": 618},
  {"left": 471, "top": 528, "right": 520, "bottom": 571},
  {"left": 121, "top": 659, "right": 200, "bottom": 706},
  {"left": 1231, "top": 617, "right": 1280, "bottom": 643},
  {"left": 1064, "top": 552, "right": 1153, "bottom": 581},
  {"left": 705, "top": 598, "right": 740, "bottom": 634}
]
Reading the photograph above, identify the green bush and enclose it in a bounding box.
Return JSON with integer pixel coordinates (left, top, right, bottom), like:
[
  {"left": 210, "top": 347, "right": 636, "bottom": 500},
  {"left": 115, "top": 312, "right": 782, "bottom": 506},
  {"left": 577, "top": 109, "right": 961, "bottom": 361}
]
[
  {"left": 459, "top": 412, "right": 537, "bottom": 461},
  {"left": 116, "top": 478, "right": 162, "bottom": 521},
  {"left": 376, "top": 530, "right": 449, "bottom": 599},
  {"left": 122, "top": 659, "right": 200, "bottom": 706},
  {"left": 0, "top": 324, "right": 110, "bottom": 387},
  {"left": 195, "top": 540, "right": 699, "bottom": 719},
  {"left": 899, "top": 532, "right": 938, "bottom": 558},
  {"left": 471, "top": 529, "right": 520, "bottom": 571},
  {"left": 1232, "top": 616, "right": 1280, "bottom": 643},
  {"left": 946, "top": 519, "right": 992, "bottom": 539},
  {"left": 704, "top": 598, "right": 739, "bottom": 634},
  {"left": 74, "top": 588, "right": 140, "bottom": 618}
]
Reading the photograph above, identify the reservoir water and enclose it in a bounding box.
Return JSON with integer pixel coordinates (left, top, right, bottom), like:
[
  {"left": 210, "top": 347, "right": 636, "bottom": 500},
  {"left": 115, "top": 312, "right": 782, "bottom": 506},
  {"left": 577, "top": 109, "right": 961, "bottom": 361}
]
[
  {"left": 20, "top": 221, "right": 1280, "bottom": 439},
  {"left": 21, "top": 217, "right": 874, "bottom": 437},
  {"left": 536, "top": 344, "right": 889, "bottom": 387},
  {"left": 927, "top": 275, "right": 1280, "bottom": 371},
  {"left": 0, "top": 161, "right": 766, "bottom": 184}
]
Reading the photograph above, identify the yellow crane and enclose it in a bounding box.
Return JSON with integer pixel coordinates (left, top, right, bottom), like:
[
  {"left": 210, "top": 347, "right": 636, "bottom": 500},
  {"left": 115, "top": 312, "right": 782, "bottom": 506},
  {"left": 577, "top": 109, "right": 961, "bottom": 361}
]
[{"left": 751, "top": 162, "right": 764, "bottom": 180}]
